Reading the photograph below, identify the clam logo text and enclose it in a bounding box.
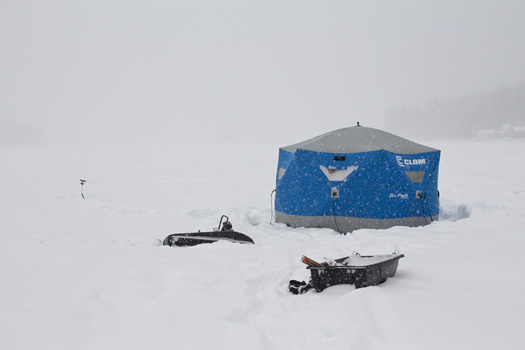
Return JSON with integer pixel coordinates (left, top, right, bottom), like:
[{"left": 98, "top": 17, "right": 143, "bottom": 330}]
[{"left": 396, "top": 156, "right": 426, "bottom": 167}]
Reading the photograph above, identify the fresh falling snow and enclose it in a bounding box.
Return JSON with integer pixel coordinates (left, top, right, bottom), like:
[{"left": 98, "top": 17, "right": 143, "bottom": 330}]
[{"left": 1, "top": 140, "right": 525, "bottom": 350}]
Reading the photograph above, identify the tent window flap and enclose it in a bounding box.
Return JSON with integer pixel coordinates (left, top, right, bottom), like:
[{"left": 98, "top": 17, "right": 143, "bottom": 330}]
[
  {"left": 320, "top": 165, "right": 358, "bottom": 182},
  {"left": 405, "top": 171, "right": 425, "bottom": 183}
]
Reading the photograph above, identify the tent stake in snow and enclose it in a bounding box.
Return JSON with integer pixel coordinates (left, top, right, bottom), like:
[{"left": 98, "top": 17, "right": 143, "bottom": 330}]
[{"left": 80, "top": 179, "right": 86, "bottom": 199}]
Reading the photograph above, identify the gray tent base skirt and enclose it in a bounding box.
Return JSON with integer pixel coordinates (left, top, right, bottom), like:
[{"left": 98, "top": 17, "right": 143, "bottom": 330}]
[{"left": 275, "top": 211, "right": 439, "bottom": 233}]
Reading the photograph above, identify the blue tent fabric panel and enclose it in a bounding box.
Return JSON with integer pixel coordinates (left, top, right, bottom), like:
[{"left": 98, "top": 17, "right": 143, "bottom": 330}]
[
  {"left": 275, "top": 150, "right": 440, "bottom": 219},
  {"left": 275, "top": 150, "right": 379, "bottom": 217}
]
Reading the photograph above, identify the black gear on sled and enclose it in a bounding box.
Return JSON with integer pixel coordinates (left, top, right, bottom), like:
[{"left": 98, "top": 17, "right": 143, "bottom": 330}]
[
  {"left": 289, "top": 279, "right": 313, "bottom": 295},
  {"left": 162, "top": 215, "right": 255, "bottom": 247}
]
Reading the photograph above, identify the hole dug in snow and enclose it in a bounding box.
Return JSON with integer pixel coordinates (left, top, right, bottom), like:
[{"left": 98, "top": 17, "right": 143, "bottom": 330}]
[{"left": 439, "top": 202, "right": 471, "bottom": 222}]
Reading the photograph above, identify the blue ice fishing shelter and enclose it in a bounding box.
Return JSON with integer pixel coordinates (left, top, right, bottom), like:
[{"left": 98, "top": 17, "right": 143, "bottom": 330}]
[{"left": 274, "top": 125, "right": 440, "bottom": 233}]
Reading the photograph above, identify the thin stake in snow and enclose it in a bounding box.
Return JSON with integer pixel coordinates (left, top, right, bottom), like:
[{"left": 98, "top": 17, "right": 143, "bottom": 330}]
[
  {"left": 270, "top": 189, "right": 277, "bottom": 225},
  {"left": 80, "top": 179, "right": 86, "bottom": 199}
]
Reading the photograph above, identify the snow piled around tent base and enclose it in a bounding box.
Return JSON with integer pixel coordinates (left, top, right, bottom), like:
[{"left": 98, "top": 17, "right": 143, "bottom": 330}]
[{"left": 1, "top": 140, "right": 524, "bottom": 350}]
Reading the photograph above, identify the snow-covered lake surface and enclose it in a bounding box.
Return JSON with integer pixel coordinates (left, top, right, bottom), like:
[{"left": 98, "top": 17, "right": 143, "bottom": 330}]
[{"left": 1, "top": 139, "right": 525, "bottom": 349}]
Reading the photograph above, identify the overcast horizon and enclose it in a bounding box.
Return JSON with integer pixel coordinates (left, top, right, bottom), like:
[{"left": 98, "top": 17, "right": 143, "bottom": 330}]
[{"left": 2, "top": 0, "right": 525, "bottom": 146}]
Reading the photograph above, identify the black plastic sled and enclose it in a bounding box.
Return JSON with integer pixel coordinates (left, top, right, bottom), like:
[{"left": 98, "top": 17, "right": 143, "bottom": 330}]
[
  {"left": 290, "top": 252, "right": 404, "bottom": 294},
  {"left": 162, "top": 215, "right": 255, "bottom": 247}
]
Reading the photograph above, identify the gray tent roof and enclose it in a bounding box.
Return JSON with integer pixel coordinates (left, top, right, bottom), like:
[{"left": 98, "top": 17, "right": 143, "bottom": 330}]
[{"left": 281, "top": 126, "right": 439, "bottom": 154}]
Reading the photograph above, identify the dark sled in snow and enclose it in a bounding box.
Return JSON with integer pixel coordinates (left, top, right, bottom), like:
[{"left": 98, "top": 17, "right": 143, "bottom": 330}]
[
  {"left": 290, "top": 252, "right": 404, "bottom": 294},
  {"left": 162, "top": 215, "right": 254, "bottom": 247}
]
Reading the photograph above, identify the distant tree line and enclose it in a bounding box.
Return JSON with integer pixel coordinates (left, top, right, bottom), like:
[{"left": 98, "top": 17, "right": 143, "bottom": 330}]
[{"left": 386, "top": 82, "right": 525, "bottom": 139}]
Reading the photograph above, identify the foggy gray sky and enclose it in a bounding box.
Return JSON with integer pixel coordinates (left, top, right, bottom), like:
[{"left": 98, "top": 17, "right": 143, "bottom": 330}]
[{"left": 2, "top": 0, "right": 525, "bottom": 145}]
